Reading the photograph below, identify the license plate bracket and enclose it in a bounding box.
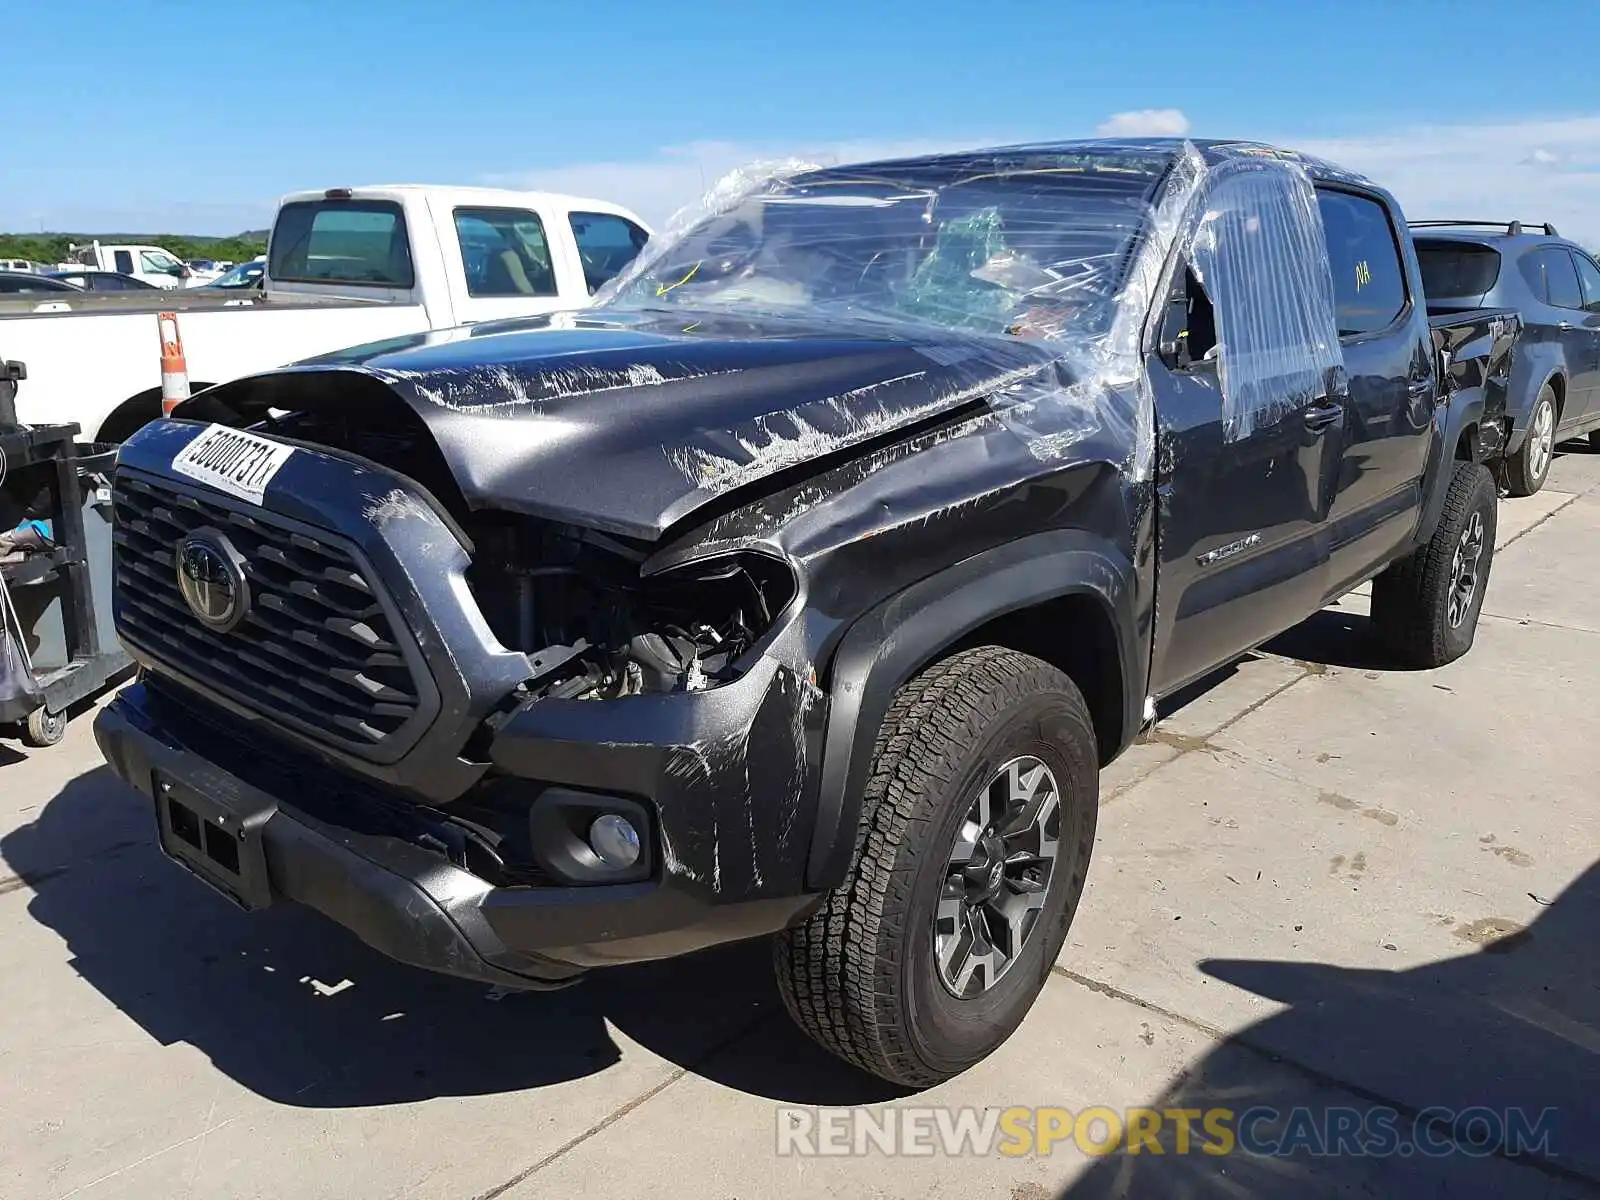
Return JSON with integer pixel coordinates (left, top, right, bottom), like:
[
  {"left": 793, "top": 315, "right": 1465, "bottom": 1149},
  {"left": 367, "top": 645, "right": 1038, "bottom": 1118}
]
[{"left": 153, "top": 769, "right": 276, "bottom": 910}]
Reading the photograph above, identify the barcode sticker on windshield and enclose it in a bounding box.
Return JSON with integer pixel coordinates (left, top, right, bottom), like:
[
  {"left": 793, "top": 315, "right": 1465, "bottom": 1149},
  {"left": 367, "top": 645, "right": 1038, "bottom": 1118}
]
[{"left": 171, "top": 425, "right": 296, "bottom": 505}]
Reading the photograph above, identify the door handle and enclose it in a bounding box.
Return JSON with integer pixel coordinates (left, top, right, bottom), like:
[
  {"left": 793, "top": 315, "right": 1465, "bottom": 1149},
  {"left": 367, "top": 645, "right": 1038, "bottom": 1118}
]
[
  {"left": 1407, "top": 378, "right": 1433, "bottom": 397},
  {"left": 1303, "top": 402, "right": 1343, "bottom": 432},
  {"left": 1557, "top": 321, "right": 1575, "bottom": 331}
]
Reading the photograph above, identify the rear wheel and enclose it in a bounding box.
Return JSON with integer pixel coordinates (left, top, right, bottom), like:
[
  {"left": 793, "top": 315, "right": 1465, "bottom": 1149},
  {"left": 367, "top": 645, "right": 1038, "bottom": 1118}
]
[
  {"left": 774, "top": 646, "right": 1098, "bottom": 1087},
  {"left": 1505, "top": 385, "right": 1557, "bottom": 496},
  {"left": 1589, "top": 429, "right": 1600, "bottom": 452},
  {"left": 1371, "top": 461, "right": 1497, "bottom": 668}
]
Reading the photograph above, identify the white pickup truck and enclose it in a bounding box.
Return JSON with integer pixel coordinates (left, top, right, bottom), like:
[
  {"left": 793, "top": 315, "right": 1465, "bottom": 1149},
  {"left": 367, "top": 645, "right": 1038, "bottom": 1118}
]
[
  {"left": 2, "top": 185, "right": 652, "bottom": 441},
  {"left": 65, "top": 242, "right": 193, "bottom": 289}
]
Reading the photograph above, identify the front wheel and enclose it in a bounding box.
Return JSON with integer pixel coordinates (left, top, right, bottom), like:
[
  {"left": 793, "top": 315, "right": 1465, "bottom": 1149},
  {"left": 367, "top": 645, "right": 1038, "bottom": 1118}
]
[
  {"left": 1505, "top": 385, "right": 1557, "bottom": 496},
  {"left": 774, "top": 646, "right": 1098, "bottom": 1087},
  {"left": 1371, "top": 461, "right": 1498, "bottom": 668}
]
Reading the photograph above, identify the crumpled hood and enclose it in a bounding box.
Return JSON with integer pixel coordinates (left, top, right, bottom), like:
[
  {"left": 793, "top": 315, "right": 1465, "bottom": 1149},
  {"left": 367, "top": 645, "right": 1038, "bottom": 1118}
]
[{"left": 233, "top": 309, "right": 1070, "bottom": 541}]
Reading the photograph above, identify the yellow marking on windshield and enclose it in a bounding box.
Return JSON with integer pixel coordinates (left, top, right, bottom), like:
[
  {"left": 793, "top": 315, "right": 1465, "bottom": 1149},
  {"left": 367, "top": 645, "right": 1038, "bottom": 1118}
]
[{"left": 656, "top": 261, "right": 701, "bottom": 297}]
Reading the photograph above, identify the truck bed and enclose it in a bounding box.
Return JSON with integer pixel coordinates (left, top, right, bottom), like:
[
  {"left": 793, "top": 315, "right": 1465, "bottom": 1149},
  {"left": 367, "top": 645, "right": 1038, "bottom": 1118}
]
[{"left": 0, "top": 289, "right": 388, "bottom": 319}]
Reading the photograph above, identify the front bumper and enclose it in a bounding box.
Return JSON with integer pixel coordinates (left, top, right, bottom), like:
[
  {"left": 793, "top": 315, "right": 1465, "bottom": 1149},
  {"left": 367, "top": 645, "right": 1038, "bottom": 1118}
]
[{"left": 95, "top": 682, "right": 822, "bottom": 988}]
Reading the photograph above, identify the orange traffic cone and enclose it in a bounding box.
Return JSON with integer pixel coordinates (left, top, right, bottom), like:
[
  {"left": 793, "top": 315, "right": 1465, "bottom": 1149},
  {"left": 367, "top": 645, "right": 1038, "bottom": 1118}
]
[{"left": 157, "top": 312, "right": 190, "bottom": 416}]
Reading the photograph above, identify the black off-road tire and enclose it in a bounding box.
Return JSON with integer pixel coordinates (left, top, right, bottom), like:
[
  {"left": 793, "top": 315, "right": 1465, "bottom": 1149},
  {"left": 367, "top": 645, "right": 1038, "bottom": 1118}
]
[
  {"left": 1371, "top": 461, "right": 1497, "bottom": 668},
  {"left": 774, "top": 646, "right": 1098, "bottom": 1087},
  {"left": 1504, "top": 385, "right": 1557, "bottom": 496},
  {"left": 1589, "top": 430, "right": 1600, "bottom": 452}
]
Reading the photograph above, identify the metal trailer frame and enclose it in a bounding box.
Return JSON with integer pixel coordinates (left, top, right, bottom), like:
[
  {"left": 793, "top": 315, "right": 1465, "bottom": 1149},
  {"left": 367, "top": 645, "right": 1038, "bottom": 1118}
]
[{"left": 0, "top": 419, "right": 133, "bottom": 745}]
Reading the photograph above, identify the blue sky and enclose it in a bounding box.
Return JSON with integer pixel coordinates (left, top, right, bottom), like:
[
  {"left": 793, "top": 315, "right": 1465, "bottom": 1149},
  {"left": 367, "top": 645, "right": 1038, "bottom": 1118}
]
[{"left": 7, "top": 0, "right": 1598, "bottom": 238}]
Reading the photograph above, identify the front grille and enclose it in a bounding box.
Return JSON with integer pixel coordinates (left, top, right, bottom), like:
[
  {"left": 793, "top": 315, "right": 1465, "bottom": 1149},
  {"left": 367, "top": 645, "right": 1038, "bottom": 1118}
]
[{"left": 113, "top": 472, "right": 428, "bottom": 757}]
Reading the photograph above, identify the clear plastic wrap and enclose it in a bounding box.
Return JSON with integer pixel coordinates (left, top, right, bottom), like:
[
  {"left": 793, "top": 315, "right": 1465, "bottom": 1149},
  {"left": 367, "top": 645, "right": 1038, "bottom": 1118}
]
[
  {"left": 595, "top": 139, "right": 1345, "bottom": 496},
  {"left": 1187, "top": 156, "right": 1343, "bottom": 441}
]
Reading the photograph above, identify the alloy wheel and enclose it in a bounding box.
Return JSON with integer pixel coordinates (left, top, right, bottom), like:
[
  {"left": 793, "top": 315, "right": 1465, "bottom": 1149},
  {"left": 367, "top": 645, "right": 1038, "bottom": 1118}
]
[
  {"left": 934, "top": 755, "right": 1061, "bottom": 998},
  {"left": 1529, "top": 400, "right": 1555, "bottom": 481},
  {"left": 1447, "top": 510, "right": 1486, "bottom": 629}
]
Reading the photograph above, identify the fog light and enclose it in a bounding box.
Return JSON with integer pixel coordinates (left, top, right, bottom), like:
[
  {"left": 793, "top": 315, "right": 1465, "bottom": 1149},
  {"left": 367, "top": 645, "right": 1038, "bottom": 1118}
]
[{"left": 588, "top": 814, "right": 641, "bottom": 869}]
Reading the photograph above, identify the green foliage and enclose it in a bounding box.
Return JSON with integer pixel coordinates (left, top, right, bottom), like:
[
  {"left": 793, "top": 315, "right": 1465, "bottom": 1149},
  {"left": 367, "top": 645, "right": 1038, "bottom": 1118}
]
[{"left": 0, "top": 231, "right": 268, "bottom": 268}]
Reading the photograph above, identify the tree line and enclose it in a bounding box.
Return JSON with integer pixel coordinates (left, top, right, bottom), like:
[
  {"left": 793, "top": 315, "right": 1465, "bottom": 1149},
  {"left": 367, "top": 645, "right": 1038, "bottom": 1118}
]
[{"left": 0, "top": 233, "right": 268, "bottom": 267}]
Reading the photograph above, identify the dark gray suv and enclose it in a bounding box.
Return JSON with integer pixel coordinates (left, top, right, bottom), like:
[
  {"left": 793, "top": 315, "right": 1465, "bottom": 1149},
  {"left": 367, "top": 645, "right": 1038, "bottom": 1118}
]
[{"left": 1413, "top": 221, "right": 1600, "bottom": 495}]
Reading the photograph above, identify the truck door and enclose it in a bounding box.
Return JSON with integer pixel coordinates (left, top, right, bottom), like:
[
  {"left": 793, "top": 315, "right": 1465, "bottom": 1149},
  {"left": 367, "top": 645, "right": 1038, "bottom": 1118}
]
[
  {"left": 1317, "top": 188, "right": 1437, "bottom": 594},
  {"left": 1148, "top": 161, "right": 1345, "bottom": 696},
  {"left": 439, "top": 203, "right": 575, "bottom": 325}
]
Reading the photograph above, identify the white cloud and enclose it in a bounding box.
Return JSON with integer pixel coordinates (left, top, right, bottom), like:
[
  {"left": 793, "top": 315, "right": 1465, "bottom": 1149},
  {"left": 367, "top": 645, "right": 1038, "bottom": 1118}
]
[
  {"left": 1095, "top": 109, "right": 1192, "bottom": 138},
  {"left": 1293, "top": 115, "right": 1600, "bottom": 246},
  {"left": 488, "top": 113, "right": 1600, "bottom": 249}
]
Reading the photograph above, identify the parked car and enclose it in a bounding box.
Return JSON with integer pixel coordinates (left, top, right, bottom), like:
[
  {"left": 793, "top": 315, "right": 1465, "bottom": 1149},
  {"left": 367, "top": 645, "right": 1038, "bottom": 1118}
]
[
  {"left": 1, "top": 187, "right": 652, "bottom": 441},
  {"left": 196, "top": 257, "right": 265, "bottom": 291},
  {"left": 0, "top": 259, "right": 52, "bottom": 275},
  {"left": 95, "top": 139, "right": 1516, "bottom": 1087},
  {"left": 1412, "top": 220, "right": 1600, "bottom": 495},
  {"left": 0, "top": 272, "right": 83, "bottom": 295},
  {"left": 47, "top": 270, "right": 160, "bottom": 292},
  {"left": 183, "top": 260, "right": 226, "bottom": 288}
]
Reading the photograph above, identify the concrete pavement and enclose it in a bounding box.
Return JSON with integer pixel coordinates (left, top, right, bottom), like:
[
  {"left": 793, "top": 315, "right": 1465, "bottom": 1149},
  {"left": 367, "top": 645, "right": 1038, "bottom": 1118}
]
[{"left": 2, "top": 445, "right": 1597, "bottom": 1199}]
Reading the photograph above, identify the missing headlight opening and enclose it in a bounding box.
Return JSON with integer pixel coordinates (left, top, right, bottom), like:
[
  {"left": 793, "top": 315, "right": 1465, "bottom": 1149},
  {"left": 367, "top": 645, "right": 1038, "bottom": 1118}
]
[{"left": 463, "top": 513, "right": 795, "bottom": 701}]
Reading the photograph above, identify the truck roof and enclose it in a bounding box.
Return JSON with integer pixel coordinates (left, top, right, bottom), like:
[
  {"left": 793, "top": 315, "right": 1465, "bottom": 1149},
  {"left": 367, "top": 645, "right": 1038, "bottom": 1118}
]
[
  {"left": 275, "top": 184, "right": 648, "bottom": 225},
  {"left": 832, "top": 137, "right": 1376, "bottom": 190}
]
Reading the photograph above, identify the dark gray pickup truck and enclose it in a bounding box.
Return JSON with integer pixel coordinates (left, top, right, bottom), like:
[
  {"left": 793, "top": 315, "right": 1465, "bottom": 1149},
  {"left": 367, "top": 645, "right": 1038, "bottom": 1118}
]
[{"left": 95, "top": 139, "right": 1518, "bottom": 1086}]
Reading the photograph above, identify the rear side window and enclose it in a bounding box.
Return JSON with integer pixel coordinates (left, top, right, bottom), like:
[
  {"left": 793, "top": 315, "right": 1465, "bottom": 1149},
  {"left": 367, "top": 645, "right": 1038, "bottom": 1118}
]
[
  {"left": 454, "top": 207, "right": 557, "bottom": 297},
  {"left": 1574, "top": 252, "right": 1600, "bottom": 314},
  {"left": 1415, "top": 241, "right": 1501, "bottom": 299},
  {"left": 1517, "top": 252, "right": 1549, "bottom": 302},
  {"left": 113, "top": 250, "right": 133, "bottom": 274},
  {"left": 1317, "top": 190, "right": 1408, "bottom": 336},
  {"left": 1541, "top": 248, "right": 1585, "bottom": 310},
  {"left": 269, "top": 200, "right": 415, "bottom": 288},
  {"left": 0, "top": 276, "right": 64, "bottom": 294},
  {"left": 569, "top": 212, "right": 650, "bottom": 293}
]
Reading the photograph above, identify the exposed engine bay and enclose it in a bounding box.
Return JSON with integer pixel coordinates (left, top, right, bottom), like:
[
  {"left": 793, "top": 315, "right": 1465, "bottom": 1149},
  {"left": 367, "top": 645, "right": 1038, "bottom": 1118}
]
[
  {"left": 463, "top": 515, "right": 793, "bottom": 700},
  {"left": 254, "top": 406, "right": 795, "bottom": 703}
]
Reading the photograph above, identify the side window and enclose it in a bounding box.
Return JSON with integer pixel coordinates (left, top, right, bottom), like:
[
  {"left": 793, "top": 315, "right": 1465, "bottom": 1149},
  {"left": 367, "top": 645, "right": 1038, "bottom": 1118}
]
[
  {"left": 1517, "top": 252, "right": 1549, "bottom": 303},
  {"left": 1544, "top": 249, "right": 1586, "bottom": 311},
  {"left": 113, "top": 250, "right": 134, "bottom": 274},
  {"left": 569, "top": 212, "right": 650, "bottom": 293},
  {"left": 1575, "top": 252, "right": 1600, "bottom": 314},
  {"left": 454, "top": 207, "right": 557, "bottom": 297},
  {"left": 1316, "top": 189, "right": 1408, "bottom": 336}
]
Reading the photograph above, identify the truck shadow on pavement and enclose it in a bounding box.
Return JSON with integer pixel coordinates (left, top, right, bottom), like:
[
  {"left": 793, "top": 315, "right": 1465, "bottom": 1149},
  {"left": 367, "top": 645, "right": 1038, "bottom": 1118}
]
[
  {"left": 2, "top": 766, "right": 902, "bottom": 1109},
  {"left": 1258, "top": 599, "right": 1417, "bottom": 673},
  {"left": 1060, "top": 861, "right": 1600, "bottom": 1199}
]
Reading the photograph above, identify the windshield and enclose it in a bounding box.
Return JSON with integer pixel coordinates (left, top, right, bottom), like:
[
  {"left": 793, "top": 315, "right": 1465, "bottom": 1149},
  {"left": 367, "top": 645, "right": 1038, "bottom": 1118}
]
[
  {"left": 209, "top": 260, "right": 264, "bottom": 288},
  {"left": 604, "top": 161, "right": 1165, "bottom": 341},
  {"left": 142, "top": 250, "right": 182, "bottom": 272}
]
